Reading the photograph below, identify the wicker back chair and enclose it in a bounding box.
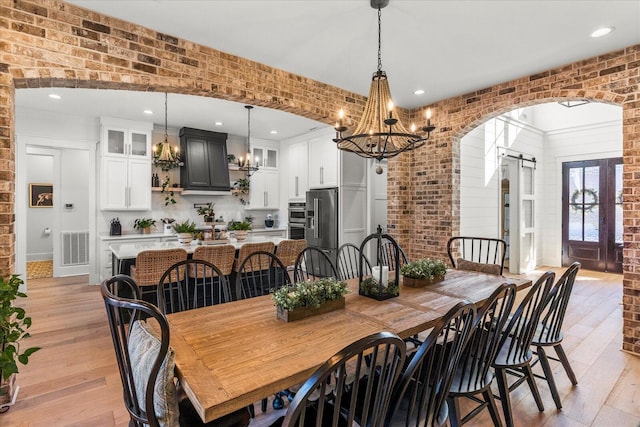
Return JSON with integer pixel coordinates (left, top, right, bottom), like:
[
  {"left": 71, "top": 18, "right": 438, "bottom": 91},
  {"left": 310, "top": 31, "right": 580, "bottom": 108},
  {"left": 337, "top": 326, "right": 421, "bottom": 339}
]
[
  {"left": 275, "top": 239, "right": 307, "bottom": 268},
  {"left": 233, "top": 241, "right": 276, "bottom": 272},
  {"left": 130, "top": 248, "right": 188, "bottom": 305},
  {"left": 192, "top": 244, "right": 236, "bottom": 277}
]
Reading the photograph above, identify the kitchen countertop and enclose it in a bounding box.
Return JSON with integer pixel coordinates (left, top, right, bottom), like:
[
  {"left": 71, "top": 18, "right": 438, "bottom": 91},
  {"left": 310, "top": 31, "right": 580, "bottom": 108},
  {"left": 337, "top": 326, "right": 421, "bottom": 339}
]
[
  {"left": 99, "top": 232, "right": 176, "bottom": 241},
  {"left": 110, "top": 236, "right": 286, "bottom": 259}
]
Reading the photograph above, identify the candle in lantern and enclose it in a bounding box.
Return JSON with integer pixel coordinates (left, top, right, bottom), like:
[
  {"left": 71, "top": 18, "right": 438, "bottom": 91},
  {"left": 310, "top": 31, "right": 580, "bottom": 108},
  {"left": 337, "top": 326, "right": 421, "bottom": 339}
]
[{"left": 426, "top": 108, "right": 432, "bottom": 127}]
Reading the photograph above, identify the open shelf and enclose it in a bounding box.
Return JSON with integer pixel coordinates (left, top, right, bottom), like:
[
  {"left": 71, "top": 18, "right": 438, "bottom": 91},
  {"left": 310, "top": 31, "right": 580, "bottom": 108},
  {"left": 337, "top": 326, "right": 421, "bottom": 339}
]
[{"left": 152, "top": 187, "right": 183, "bottom": 192}]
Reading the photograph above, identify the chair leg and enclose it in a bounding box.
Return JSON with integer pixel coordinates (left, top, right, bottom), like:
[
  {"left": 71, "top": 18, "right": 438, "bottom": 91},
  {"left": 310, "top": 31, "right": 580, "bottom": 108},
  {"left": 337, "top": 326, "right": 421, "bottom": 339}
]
[
  {"left": 495, "top": 367, "right": 515, "bottom": 427},
  {"left": 483, "top": 389, "right": 503, "bottom": 427},
  {"left": 247, "top": 404, "right": 255, "bottom": 418},
  {"left": 446, "top": 395, "right": 462, "bottom": 427},
  {"left": 537, "top": 346, "right": 562, "bottom": 410},
  {"left": 554, "top": 343, "right": 578, "bottom": 385},
  {"left": 523, "top": 363, "right": 544, "bottom": 412}
]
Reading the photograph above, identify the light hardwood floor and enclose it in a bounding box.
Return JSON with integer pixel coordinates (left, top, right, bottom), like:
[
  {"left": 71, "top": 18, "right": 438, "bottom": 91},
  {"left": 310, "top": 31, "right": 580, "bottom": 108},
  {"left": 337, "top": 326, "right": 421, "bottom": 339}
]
[{"left": 2, "top": 268, "right": 639, "bottom": 426}]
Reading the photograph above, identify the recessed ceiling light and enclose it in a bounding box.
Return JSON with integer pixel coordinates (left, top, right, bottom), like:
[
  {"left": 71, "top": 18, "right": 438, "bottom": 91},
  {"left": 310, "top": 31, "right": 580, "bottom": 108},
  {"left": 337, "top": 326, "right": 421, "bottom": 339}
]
[
  {"left": 48, "top": 93, "right": 61, "bottom": 99},
  {"left": 270, "top": 130, "right": 278, "bottom": 135},
  {"left": 214, "top": 121, "right": 223, "bottom": 126},
  {"left": 591, "top": 27, "right": 614, "bottom": 38},
  {"left": 413, "top": 89, "right": 425, "bottom": 95},
  {"left": 143, "top": 109, "right": 153, "bottom": 115}
]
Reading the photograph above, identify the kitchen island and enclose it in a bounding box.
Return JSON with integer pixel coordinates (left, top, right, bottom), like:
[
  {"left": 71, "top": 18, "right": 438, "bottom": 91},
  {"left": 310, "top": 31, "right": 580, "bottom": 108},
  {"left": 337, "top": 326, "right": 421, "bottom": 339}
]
[{"left": 109, "top": 236, "right": 285, "bottom": 275}]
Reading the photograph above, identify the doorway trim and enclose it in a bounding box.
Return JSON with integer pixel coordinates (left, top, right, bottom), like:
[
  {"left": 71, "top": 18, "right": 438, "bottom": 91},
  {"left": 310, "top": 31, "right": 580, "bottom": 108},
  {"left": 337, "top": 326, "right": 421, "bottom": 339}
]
[{"left": 16, "top": 136, "right": 97, "bottom": 289}]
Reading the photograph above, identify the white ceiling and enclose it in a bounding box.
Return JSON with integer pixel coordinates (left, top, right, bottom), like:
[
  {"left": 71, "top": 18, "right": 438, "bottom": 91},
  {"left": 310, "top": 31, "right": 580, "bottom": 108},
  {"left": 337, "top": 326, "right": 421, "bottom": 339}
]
[{"left": 15, "top": 0, "right": 640, "bottom": 140}]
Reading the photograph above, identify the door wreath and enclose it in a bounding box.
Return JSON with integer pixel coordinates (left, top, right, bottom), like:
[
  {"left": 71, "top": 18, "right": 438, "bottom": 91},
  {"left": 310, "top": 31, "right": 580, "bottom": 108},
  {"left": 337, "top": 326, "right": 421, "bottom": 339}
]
[{"left": 570, "top": 188, "right": 598, "bottom": 213}]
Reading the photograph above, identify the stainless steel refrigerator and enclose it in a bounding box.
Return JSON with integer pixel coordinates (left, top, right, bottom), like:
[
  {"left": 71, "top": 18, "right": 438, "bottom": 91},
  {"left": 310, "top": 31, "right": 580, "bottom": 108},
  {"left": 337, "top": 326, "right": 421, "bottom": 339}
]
[{"left": 305, "top": 188, "right": 338, "bottom": 276}]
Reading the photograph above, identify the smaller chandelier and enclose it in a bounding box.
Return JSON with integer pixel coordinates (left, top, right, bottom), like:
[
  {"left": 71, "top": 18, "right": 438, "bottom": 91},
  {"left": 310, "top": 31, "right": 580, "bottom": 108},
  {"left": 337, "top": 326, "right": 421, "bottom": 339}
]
[
  {"left": 153, "top": 93, "right": 183, "bottom": 171},
  {"left": 237, "top": 105, "right": 259, "bottom": 178},
  {"left": 333, "top": 0, "right": 436, "bottom": 174}
]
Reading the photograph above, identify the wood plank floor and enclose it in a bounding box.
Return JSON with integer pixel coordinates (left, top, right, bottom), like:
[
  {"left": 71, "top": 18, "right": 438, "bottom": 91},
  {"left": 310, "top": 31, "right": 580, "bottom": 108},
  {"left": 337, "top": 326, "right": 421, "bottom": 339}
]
[{"left": 2, "top": 267, "right": 638, "bottom": 426}]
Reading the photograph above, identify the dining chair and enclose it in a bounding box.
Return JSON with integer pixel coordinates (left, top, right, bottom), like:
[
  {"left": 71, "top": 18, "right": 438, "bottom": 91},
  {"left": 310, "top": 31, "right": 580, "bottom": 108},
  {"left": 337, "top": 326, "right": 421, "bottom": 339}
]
[
  {"left": 272, "top": 331, "right": 406, "bottom": 427},
  {"left": 446, "top": 283, "right": 517, "bottom": 427},
  {"left": 233, "top": 241, "right": 276, "bottom": 272},
  {"left": 274, "top": 239, "right": 308, "bottom": 269},
  {"left": 387, "top": 301, "right": 477, "bottom": 427},
  {"left": 191, "top": 244, "right": 236, "bottom": 279},
  {"left": 236, "top": 250, "right": 291, "bottom": 299},
  {"left": 156, "top": 259, "right": 233, "bottom": 314},
  {"left": 379, "top": 240, "right": 408, "bottom": 272},
  {"left": 101, "top": 275, "right": 250, "bottom": 427},
  {"left": 492, "top": 270, "right": 555, "bottom": 427},
  {"left": 293, "top": 246, "right": 339, "bottom": 282},
  {"left": 336, "top": 243, "right": 372, "bottom": 281},
  {"left": 447, "top": 236, "right": 507, "bottom": 275},
  {"left": 130, "top": 248, "right": 188, "bottom": 305},
  {"left": 531, "top": 261, "right": 581, "bottom": 409}
]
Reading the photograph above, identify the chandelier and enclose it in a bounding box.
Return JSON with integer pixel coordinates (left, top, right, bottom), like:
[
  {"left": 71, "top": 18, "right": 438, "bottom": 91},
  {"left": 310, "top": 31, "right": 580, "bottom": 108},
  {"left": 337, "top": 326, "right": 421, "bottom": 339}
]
[
  {"left": 237, "top": 105, "right": 259, "bottom": 178},
  {"left": 153, "top": 92, "right": 183, "bottom": 171},
  {"left": 333, "top": 0, "right": 436, "bottom": 174}
]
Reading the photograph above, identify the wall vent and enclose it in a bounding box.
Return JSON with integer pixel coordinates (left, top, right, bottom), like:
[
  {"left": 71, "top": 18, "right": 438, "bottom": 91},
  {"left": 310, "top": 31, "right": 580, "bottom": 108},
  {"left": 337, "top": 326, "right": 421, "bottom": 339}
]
[{"left": 61, "top": 231, "right": 89, "bottom": 266}]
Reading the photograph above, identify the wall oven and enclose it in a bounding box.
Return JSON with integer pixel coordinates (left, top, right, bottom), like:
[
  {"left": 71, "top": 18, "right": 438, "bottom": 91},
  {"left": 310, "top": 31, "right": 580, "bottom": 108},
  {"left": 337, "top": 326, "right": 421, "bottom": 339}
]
[{"left": 288, "top": 202, "right": 306, "bottom": 240}]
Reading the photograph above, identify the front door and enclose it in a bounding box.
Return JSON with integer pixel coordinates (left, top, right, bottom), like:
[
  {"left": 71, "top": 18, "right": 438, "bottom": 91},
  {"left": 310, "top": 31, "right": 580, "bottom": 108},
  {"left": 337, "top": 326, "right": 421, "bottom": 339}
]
[{"left": 562, "top": 158, "right": 622, "bottom": 272}]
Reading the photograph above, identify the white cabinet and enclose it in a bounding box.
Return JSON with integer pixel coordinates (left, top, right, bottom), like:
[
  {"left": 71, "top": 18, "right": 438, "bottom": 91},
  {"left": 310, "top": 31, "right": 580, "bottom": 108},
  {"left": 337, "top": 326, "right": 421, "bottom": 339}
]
[
  {"left": 247, "top": 170, "right": 279, "bottom": 209},
  {"left": 100, "top": 118, "right": 153, "bottom": 211},
  {"left": 308, "top": 133, "right": 339, "bottom": 188},
  {"left": 287, "top": 140, "right": 308, "bottom": 200},
  {"left": 252, "top": 146, "right": 278, "bottom": 169}
]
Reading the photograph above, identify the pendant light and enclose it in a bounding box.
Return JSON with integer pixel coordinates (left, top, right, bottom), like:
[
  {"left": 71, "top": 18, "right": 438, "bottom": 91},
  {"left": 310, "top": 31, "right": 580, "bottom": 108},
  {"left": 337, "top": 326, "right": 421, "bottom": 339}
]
[
  {"left": 152, "top": 92, "right": 183, "bottom": 171},
  {"left": 237, "top": 105, "right": 259, "bottom": 178}
]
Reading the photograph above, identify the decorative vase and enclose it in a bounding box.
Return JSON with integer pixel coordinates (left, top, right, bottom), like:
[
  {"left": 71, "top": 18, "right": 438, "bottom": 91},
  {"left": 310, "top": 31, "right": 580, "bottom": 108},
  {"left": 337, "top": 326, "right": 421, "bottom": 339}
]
[
  {"left": 0, "top": 374, "right": 17, "bottom": 409},
  {"left": 234, "top": 230, "right": 248, "bottom": 241},
  {"left": 277, "top": 297, "right": 345, "bottom": 322},
  {"left": 402, "top": 275, "right": 445, "bottom": 288},
  {"left": 177, "top": 233, "right": 192, "bottom": 245},
  {"left": 141, "top": 227, "right": 151, "bottom": 234}
]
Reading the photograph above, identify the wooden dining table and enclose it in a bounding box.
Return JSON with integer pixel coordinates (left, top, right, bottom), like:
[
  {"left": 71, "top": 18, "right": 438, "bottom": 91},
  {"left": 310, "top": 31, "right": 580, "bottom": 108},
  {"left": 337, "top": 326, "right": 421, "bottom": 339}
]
[{"left": 165, "top": 269, "right": 532, "bottom": 423}]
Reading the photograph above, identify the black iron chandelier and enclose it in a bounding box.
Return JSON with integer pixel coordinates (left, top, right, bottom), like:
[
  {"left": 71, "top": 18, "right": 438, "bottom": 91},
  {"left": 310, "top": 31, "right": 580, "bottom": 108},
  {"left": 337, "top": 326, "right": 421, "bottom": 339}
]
[
  {"left": 333, "top": 0, "right": 436, "bottom": 174},
  {"left": 153, "top": 92, "right": 183, "bottom": 171},
  {"left": 237, "top": 105, "right": 259, "bottom": 178}
]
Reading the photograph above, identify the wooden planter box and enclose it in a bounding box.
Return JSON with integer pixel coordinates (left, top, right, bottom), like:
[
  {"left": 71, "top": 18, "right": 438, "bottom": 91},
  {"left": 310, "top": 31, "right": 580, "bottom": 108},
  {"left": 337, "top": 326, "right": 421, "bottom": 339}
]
[
  {"left": 402, "top": 275, "right": 445, "bottom": 288},
  {"left": 277, "top": 297, "right": 345, "bottom": 322}
]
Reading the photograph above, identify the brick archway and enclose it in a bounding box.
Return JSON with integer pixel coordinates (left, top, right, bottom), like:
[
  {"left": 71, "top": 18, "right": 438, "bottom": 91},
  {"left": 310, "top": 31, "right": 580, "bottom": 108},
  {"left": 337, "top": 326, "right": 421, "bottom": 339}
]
[{"left": 2, "top": 1, "right": 639, "bottom": 354}]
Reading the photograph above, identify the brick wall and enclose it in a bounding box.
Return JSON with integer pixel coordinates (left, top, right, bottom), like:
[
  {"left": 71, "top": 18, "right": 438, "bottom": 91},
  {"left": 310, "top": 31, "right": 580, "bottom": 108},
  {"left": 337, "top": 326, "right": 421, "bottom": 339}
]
[{"left": 1, "top": 1, "right": 639, "bottom": 354}]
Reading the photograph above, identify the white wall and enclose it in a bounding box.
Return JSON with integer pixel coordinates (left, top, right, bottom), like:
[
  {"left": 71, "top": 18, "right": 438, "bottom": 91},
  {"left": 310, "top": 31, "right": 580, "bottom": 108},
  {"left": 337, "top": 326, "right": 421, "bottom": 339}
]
[{"left": 540, "top": 119, "right": 622, "bottom": 266}]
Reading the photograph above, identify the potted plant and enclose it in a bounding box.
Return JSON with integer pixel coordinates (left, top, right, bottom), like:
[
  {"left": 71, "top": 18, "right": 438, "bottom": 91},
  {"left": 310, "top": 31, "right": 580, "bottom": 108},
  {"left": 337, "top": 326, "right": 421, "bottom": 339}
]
[
  {"left": 400, "top": 258, "right": 448, "bottom": 288},
  {"left": 232, "top": 178, "right": 250, "bottom": 206},
  {"left": 133, "top": 218, "right": 156, "bottom": 234},
  {"left": 228, "top": 220, "right": 252, "bottom": 241},
  {"left": 272, "top": 278, "right": 349, "bottom": 322},
  {"left": 172, "top": 219, "right": 197, "bottom": 245},
  {"left": 0, "top": 274, "right": 40, "bottom": 409},
  {"left": 227, "top": 154, "right": 236, "bottom": 164},
  {"left": 196, "top": 203, "right": 215, "bottom": 223}
]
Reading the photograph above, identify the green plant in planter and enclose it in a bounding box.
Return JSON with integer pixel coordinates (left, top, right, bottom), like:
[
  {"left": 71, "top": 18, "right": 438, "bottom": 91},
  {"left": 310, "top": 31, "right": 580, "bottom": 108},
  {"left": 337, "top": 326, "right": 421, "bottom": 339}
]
[
  {"left": 228, "top": 220, "right": 252, "bottom": 231},
  {"left": 172, "top": 219, "right": 197, "bottom": 234},
  {"left": 196, "top": 203, "right": 215, "bottom": 222},
  {"left": 272, "top": 278, "right": 349, "bottom": 311},
  {"left": 400, "top": 258, "right": 447, "bottom": 280},
  {"left": 161, "top": 175, "right": 176, "bottom": 206},
  {"left": 0, "top": 274, "right": 40, "bottom": 383},
  {"left": 133, "top": 218, "right": 156, "bottom": 232},
  {"left": 359, "top": 277, "right": 399, "bottom": 297}
]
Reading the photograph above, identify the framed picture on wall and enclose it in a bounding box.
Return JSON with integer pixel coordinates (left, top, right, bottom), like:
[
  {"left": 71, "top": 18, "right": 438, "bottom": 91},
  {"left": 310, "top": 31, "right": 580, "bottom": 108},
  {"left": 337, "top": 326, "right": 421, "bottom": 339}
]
[{"left": 29, "top": 183, "right": 53, "bottom": 208}]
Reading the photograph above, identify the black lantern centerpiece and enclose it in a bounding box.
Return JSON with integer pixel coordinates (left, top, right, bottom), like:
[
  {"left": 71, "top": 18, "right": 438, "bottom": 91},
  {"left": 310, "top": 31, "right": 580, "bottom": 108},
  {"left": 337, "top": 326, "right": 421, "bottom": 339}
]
[{"left": 358, "top": 225, "right": 400, "bottom": 300}]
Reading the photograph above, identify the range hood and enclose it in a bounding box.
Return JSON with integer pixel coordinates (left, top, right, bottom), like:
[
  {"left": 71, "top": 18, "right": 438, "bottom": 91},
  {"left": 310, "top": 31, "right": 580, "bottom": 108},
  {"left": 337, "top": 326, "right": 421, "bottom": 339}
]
[{"left": 179, "top": 127, "right": 231, "bottom": 194}]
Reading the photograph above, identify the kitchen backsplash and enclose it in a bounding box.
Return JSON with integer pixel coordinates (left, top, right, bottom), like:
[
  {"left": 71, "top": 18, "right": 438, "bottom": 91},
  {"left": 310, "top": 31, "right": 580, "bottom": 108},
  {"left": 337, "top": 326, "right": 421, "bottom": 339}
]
[{"left": 97, "top": 192, "right": 281, "bottom": 235}]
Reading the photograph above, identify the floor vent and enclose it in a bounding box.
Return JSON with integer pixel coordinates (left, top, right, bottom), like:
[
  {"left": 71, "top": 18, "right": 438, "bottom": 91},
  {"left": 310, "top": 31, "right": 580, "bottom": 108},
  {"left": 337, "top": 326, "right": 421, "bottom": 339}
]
[{"left": 61, "top": 231, "right": 89, "bottom": 266}]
